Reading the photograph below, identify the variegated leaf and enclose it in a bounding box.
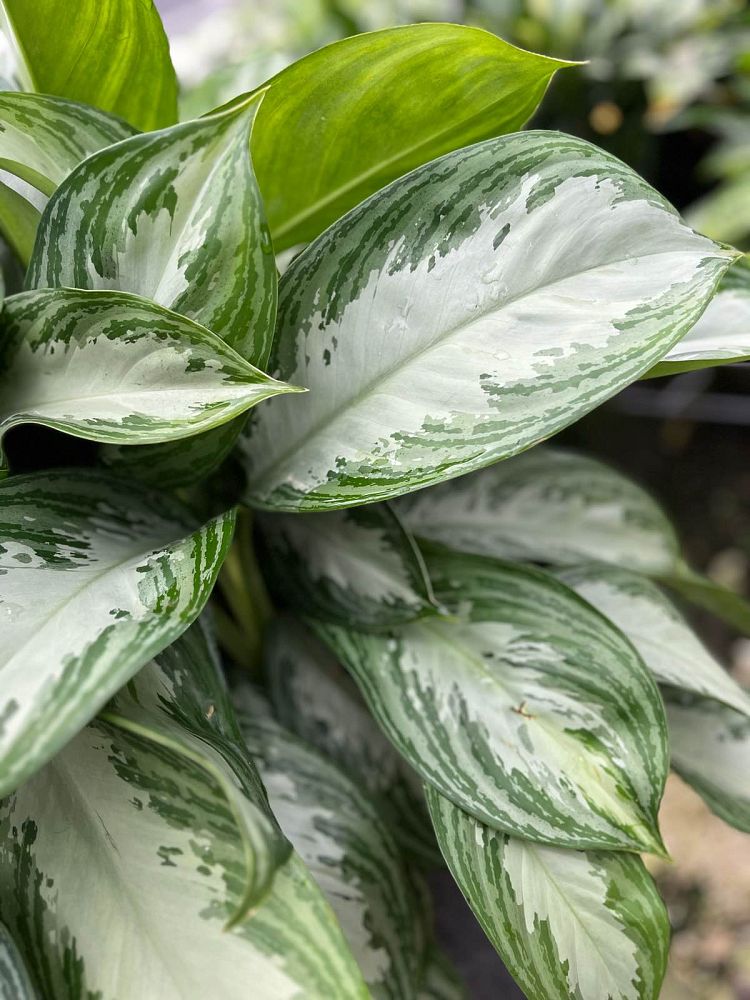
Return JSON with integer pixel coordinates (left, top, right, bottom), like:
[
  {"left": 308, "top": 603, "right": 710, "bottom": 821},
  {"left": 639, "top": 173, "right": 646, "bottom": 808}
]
[
  {"left": 236, "top": 686, "right": 425, "bottom": 1000},
  {"left": 28, "top": 93, "right": 275, "bottom": 365},
  {"left": 0, "top": 469, "right": 234, "bottom": 796},
  {"left": 648, "top": 255, "right": 750, "bottom": 377},
  {"left": 417, "top": 947, "right": 467, "bottom": 1000},
  {"left": 0, "top": 0, "right": 177, "bottom": 131},
  {"left": 396, "top": 446, "right": 681, "bottom": 575},
  {"left": 665, "top": 689, "right": 750, "bottom": 833},
  {"left": 427, "top": 788, "right": 669, "bottom": 1000},
  {"left": 0, "top": 288, "right": 299, "bottom": 469},
  {"left": 265, "top": 619, "right": 439, "bottom": 864},
  {"left": 248, "top": 24, "right": 571, "bottom": 249},
  {"left": 0, "top": 710, "right": 368, "bottom": 998},
  {"left": 313, "top": 549, "right": 668, "bottom": 853},
  {"left": 240, "top": 132, "right": 732, "bottom": 512},
  {"left": 0, "top": 923, "right": 36, "bottom": 999},
  {"left": 0, "top": 91, "right": 136, "bottom": 199},
  {"left": 104, "top": 618, "right": 291, "bottom": 912},
  {"left": 558, "top": 563, "right": 750, "bottom": 716},
  {"left": 258, "top": 504, "right": 438, "bottom": 628}
]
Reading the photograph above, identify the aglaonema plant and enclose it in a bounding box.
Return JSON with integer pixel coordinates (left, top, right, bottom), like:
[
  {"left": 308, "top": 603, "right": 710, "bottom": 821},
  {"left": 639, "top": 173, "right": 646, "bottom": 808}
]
[{"left": 0, "top": 3, "right": 749, "bottom": 999}]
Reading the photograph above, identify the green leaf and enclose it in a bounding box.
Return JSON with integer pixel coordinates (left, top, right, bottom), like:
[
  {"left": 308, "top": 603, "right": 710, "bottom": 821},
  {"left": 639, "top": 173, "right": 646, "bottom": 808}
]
[
  {"left": 646, "top": 255, "right": 750, "bottom": 377},
  {"left": 0, "top": 0, "right": 177, "bottom": 131},
  {"left": 27, "top": 93, "right": 275, "bottom": 365},
  {"left": 0, "top": 288, "right": 300, "bottom": 470},
  {"left": 0, "top": 469, "right": 235, "bottom": 796},
  {"left": 664, "top": 689, "right": 750, "bottom": 833},
  {"left": 663, "top": 562, "right": 750, "bottom": 636},
  {"left": 396, "top": 446, "right": 681, "bottom": 575},
  {"left": 258, "top": 504, "right": 439, "bottom": 628},
  {"left": 265, "top": 619, "right": 439, "bottom": 864},
  {"left": 0, "top": 91, "right": 136, "bottom": 198},
  {"left": 427, "top": 788, "right": 669, "bottom": 1000},
  {"left": 0, "top": 180, "right": 38, "bottom": 266},
  {"left": 417, "top": 947, "right": 467, "bottom": 1000},
  {"left": 0, "top": 922, "right": 36, "bottom": 999},
  {"left": 557, "top": 563, "right": 750, "bottom": 716},
  {"left": 313, "top": 548, "right": 668, "bottom": 854},
  {"left": 247, "top": 24, "right": 572, "bottom": 249},
  {"left": 0, "top": 695, "right": 368, "bottom": 998},
  {"left": 236, "top": 686, "right": 426, "bottom": 1000},
  {"left": 240, "top": 133, "right": 733, "bottom": 512},
  {"left": 103, "top": 619, "right": 291, "bottom": 914}
]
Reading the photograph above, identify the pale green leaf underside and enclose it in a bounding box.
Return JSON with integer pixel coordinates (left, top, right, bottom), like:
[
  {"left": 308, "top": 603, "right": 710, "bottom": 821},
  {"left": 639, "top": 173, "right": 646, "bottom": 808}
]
[
  {"left": 105, "top": 620, "right": 290, "bottom": 915},
  {"left": 258, "top": 504, "right": 438, "bottom": 629},
  {"left": 27, "top": 94, "right": 276, "bottom": 365},
  {"left": 0, "top": 715, "right": 367, "bottom": 999},
  {"left": 396, "top": 446, "right": 681, "bottom": 575},
  {"left": 265, "top": 620, "right": 438, "bottom": 864},
  {"left": 0, "top": 469, "right": 234, "bottom": 796},
  {"left": 241, "top": 132, "right": 732, "bottom": 512},
  {"left": 314, "top": 549, "right": 668, "bottom": 853},
  {"left": 558, "top": 563, "right": 750, "bottom": 716},
  {"left": 0, "top": 91, "right": 136, "bottom": 198},
  {"left": 248, "top": 23, "right": 571, "bottom": 249},
  {"left": 0, "top": 0, "right": 177, "bottom": 131},
  {"left": 237, "top": 688, "right": 424, "bottom": 1000},
  {"left": 664, "top": 689, "right": 750, "bottom": 833},
  {"left": 0, "top": 287, "right": 298, "bottom": 470},
  {"left": 427, "top": 788, "right": 669, "bottom": 1000},
  {"left": 0, "top": 923, "right": 36, "bottom": 1000},
  {"left": 647, "top": 255, "right": 750, "bottom": 377}
]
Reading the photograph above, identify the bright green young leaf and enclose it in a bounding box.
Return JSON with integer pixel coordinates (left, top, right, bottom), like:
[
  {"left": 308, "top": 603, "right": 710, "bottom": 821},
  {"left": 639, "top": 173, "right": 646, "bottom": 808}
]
[
  {"left": 0, "top": 288, "right": 300, "bottom": 470},
  {"left": 241, "top": 132, "right": 733, "bottom": 512},
  {"left": 0, "top": 0, "right": 177, "bottom": 131},
  {"left": 396, "top": 446, "right": 681, "bottom": 575},
  {"left": 258, "top": 504, "right": 439, "bottom": 628},
  {"left": 0, "top": 469, "right": 235, "bottom": 796},
  {"left": 247, "top": 24, "right": 572, "bottom": 249},
  {"left": 265, "top": 619, "right": 438, "bottom": 864},
  {"left": 665, "top": 689, "right": 750, "bottom": 833},
  {"left": 236, "top": 686, "right": 425, "bottom": 1000},
  {"left": 0, "top": 179, "right": 37, "bottom": 265},
  {"left": 0, "top": 706, "right": 368, "bottom": 998},
  {"left": 427, "top": 788, "right": 669, "bottom": 1000},
  {"left": 28, "top": 93, "right": 275, "bottom": 365},
  {"left": 0, "top": 91, "right": 136, "bottom": 199},
  {"left": 647, "top": 255, "right": 750, "bottom": 377},
  {"left": 314, "top": 549, "right": 668, "bottom": 854},
  {"left": 103, "top": 619, "right": 291, "bottom": 914},
  {"left": 0, "top": 922, "right": 36, "bottom": 999},
  {"left": 557, "top": 563, "right": 750, "bottom": 716},
  {"left": 418, "top": 947, "right": 467, "bottom": 1000}
]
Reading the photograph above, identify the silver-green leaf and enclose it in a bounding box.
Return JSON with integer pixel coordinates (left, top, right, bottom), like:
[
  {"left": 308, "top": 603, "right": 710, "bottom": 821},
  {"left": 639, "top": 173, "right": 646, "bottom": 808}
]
[
  {"left": 258, "top": 504, "right": 438, "bottom": 628},
  {"left": 0, "top": 288, "right": 300, "bottom": 469},
  {"left": 0, "top": 469, "right": 234, "bottom": 796},
  {"left": 0, "top": 923, "right": 36, "bottom": 1000},
  {"left": 240, "top": 132, "right": 734, "bottom": 512},
  {"left": 313, "top": 549, "right": 668, "bottom": 854},
  {"left": 27, "top": 93, "right": 276, "bottom": 364},
  {"left": 427, "top": 788, "right": 669, "bottom": 1000}
]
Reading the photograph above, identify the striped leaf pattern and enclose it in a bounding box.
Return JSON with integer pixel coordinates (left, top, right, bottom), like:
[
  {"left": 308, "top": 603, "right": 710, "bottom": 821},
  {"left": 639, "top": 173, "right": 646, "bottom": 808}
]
[
  {"left": 258, "top": 504, "right": 438, "bottom": 628},
  {"left": 396, "top": 446, "right": 681, "bottom": 574},
  {"left": 0, "top": 923, "right": 36, "bottom": 1000},
  {"left": 314, "top": 549, "right": 668, "bottom": 853},
  {"left": 265, "top": 619, "right": 438, "bottom": 864},
  {"left": 0, "top": 288, "right": 299, "bottom": 468},
  {"left": 249, "top": 24, "right": 571, "bottom": 249},
  {"left": 0, "top": 469, "right": 234, "bottom": 796},
  {"left": 0, "top": 91, "right": 136, "bottom": 198},
  {"left": 557, "top": 563, "right": 750, "bottom": 716},
  {"left": 648, "top": 255, "right": 750, "bottom": 377},
  {"left": 236, "top": 687, "right": 425, "bottom": 999},
  {"left": 665, "top": 689, "right": 750, "bottom": 833},
  {"left": 427, "top": 788, "right": 669, "bottom": 1000},
  {"left": 0, "top": 707, "right": 368, "bottom": 999},
  {"left": 0, "top": 0, "right": 177, "bottom": 131},
  {"left": 240, "top": 132, "right": 732, "bottom": 512},
  {"left": 28, "top": 94, "right": 276, "bottom": 364}
]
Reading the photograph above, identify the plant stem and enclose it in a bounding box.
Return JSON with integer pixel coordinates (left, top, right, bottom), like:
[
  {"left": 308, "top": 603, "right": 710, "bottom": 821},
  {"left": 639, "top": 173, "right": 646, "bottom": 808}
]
[{"left": 217, "top": 509, "right": 272, "bottom": 673}]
